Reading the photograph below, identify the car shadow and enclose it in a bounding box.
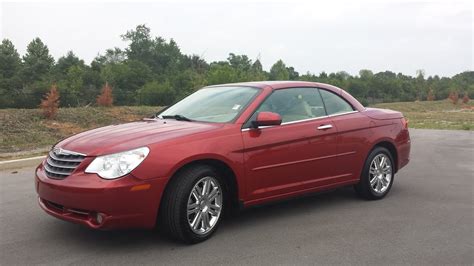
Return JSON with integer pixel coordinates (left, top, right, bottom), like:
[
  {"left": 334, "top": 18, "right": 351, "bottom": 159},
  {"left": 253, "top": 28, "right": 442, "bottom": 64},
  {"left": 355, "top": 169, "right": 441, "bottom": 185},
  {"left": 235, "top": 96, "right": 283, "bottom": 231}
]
[
  {"left": 41, "top": 185, "right": 397, "bottom": 249},
  {"left": 225, "top": 187, "right": 356, "bottom": 226}
]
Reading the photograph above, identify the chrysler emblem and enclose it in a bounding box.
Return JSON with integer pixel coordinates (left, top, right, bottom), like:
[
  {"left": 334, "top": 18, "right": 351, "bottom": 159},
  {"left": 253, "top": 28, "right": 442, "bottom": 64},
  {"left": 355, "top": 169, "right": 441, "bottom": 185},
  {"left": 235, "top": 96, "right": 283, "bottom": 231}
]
[
  {"left": 53, "top": 147, "right": 65, "bottom": 155},
  {"left": 52, "top": 147, "right": 85, "bottom": 156}
]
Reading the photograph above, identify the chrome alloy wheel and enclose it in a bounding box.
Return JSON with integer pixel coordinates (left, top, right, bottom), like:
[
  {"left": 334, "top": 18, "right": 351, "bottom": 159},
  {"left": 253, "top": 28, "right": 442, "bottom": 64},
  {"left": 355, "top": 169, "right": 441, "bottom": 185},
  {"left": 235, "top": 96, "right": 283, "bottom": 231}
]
[
  {"left": 187, "top": 176, "right": 223, "bottom": 235},
  {"left": 369, "top": 154, "right": 392, "bottom": 194}
]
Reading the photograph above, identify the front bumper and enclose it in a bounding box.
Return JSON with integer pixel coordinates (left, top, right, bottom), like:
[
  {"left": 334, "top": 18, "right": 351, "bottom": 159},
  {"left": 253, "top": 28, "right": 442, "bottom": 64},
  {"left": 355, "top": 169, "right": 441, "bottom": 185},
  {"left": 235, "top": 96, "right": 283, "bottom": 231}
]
[{"left": 35, "top": 162, "right": 167, "bottom": 229}]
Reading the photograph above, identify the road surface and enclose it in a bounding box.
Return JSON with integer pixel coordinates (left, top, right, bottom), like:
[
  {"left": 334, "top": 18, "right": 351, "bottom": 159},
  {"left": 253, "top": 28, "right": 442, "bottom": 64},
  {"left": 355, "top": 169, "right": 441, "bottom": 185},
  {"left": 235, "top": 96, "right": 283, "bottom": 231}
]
[{"left": 1, "top": 129, "right": 473, "bottom": 265}]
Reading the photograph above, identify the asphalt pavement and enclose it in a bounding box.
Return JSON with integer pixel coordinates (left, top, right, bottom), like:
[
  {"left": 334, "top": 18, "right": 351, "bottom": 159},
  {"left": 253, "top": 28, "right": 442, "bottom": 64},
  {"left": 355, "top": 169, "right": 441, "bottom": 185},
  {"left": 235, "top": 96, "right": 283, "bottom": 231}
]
[{"left": 0, "top": 129, "right": 473, "bottom": 265}]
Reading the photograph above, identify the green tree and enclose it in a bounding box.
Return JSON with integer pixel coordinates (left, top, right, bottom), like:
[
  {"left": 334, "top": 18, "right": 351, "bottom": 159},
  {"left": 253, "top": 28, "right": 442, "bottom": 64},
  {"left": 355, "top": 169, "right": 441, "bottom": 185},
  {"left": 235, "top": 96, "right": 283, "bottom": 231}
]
[
  {"left": 0, "top": 39, "right": 22, "bottom": 107},
  {"left": 58, "top": 65, "right": 85, "bottom": 106},
  {"left": 150, "top": 37, "right": 184, "bottom": 75},
  {"left": 21, "top": 38, "right": 54, "bottom": 85},
  {"left": 269, "top": 60, "right": 289, "bottom": 80},
  {"left": 227, "top": 53, "right": 255, "bottom": 81},
  {"left": 121, "top": 25, "right": 153, "bottom": 65},
  {"left": 0, "top": 39, "right": 21, "bottom": 80},
  {"left": 125, "top": 60, "right": 154, "bottom": 92},
  {"left": 138, "top": 81, "right": 175, "bottom": 105},
  {"left": 251, "top": 59, "right": 263, "bottom": 72},
  {"left": 170, "top": 69, "right": 206, "bottom": 99},
  {"left": 228, "top": 53, "right": 252, "bottom": 71},
  {"left": 92, "top": 48, "right": 126, "bottom": 69},
  {"left": 319, "top": 71, "right": 328, "bottom": 79},
  {"left": 122, "top": 25, "right": 185, "bottom": 76},
  {"left": 206, "top": 62, "right": 238, "bottom": 85},
  {"left": 183, "top": 54, "right": 209, "bottom": 74},
  {"left": 100, "top": 60, "right": 152, "bottom": 105},
  {"left": 54, "top": 51, "right": 85, "bottom": 77},
  {"left": 2, "top": 24, "right": 474, "bottom": 109},
  {"left": 250, "top": 59, "right": 267, "bottom": 81},
  {"left": 101, "top": 63, "right": 132, "bottom": 104},
  {"left": 347, "top": 79, "right": 368, "bottom": 104},
  {"left": 415, "top": 69, "right": 426, "bottom": 100},
  {"left": 359, "top": 69, "right": 374, "bottom": 80},
  {"left": 286, "top": 66, "right": 299, "bottom": 80},
  {"left": 452, "top": 71, "right": 474, "bottom": 98}
]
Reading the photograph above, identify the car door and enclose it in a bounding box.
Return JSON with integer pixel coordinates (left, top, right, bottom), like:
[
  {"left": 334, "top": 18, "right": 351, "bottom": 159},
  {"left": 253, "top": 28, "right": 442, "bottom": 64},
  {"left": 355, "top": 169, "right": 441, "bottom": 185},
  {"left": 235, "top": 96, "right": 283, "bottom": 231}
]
[
  {"left": 241, "top": 87, "right": 340, "bottom": 202},
  {"left": 318, "top": 89, "right": 369, "bottom": 181}
]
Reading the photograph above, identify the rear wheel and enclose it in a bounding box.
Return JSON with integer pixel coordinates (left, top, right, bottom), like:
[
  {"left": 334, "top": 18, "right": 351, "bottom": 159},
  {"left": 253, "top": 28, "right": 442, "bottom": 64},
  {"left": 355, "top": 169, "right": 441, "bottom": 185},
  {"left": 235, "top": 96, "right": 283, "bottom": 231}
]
[
  {"left": 160, "top": 165, "right": 224, "bottom": 244},
  {"left": 355, "top": 147, "right": 394, "bottom": 200}
]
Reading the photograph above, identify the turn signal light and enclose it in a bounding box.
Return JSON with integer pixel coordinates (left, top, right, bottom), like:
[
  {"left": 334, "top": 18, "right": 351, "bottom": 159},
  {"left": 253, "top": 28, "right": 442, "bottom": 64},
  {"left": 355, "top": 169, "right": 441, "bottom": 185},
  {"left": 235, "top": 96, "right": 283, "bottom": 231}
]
[{"left": 130, "top": 184, "right": 151, "bottom": 191}]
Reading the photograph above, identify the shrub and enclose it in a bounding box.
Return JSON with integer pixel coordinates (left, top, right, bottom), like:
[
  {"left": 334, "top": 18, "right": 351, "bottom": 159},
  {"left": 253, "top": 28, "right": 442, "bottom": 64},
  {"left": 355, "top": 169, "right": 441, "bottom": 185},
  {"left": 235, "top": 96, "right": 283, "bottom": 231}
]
[
  {"left": 97, "top": 82, "right": 113, "bottom": 107},
  {"left": 462, "top": 93, "right": 470, "bottom": 104},
  {"left": 448, "top": 91, "right": 459, "bottom": 105},
  {"left": 427, "top": 89, "right": 435, "bottom": 101},
  {"left": 39, "top": 84, "right": 60, "bottom": 119},
  {"left": 137, "top": 81, "right": 175, "bottom": 106},
  {"left": 359, "top": 98, "right": 369, "bottom": 107}
]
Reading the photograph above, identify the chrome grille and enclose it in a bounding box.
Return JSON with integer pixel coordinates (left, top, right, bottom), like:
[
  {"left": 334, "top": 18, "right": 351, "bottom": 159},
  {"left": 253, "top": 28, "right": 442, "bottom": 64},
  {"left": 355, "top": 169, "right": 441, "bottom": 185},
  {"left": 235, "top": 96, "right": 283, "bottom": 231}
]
[{"left": 45, "top": 149, "right": 85, "bottom": 179}]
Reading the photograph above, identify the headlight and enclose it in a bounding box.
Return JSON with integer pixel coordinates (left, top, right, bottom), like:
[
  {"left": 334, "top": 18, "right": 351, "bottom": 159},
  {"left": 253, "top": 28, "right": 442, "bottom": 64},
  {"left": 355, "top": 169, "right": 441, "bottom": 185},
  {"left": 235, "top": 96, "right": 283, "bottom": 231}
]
[{"left": 85, "top": 147, "right": 150, "bottom": 179}]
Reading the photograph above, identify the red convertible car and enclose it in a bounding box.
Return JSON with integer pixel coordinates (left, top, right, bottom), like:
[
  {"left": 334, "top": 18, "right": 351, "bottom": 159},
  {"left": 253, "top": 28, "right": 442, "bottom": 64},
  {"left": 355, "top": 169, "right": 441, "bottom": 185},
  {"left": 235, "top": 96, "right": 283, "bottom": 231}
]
[{"left": 35, "top": 81, "right": 410, "bottom": 243}]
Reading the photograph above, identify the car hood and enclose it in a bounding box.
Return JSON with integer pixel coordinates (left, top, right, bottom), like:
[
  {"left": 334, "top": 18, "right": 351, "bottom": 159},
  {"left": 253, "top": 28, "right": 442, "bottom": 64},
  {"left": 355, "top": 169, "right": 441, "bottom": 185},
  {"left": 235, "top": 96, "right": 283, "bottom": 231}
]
[{"left": 55, "top": 119, "right": 222, "bottom": 156}]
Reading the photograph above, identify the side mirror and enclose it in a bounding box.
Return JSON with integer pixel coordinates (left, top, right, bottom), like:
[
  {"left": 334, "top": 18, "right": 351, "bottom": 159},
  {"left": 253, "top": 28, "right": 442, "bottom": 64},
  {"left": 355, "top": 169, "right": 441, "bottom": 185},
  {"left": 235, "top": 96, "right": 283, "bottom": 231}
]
[{"left": 251, "top": 112, "right": 282, "bottom": 128}]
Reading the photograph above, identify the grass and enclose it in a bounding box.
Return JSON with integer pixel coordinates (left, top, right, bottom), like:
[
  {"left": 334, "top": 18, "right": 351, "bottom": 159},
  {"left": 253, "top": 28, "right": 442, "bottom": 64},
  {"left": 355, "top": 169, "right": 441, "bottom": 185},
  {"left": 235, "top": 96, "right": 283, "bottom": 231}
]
[
  {"left": 0, "top": 106, "right": 160, "bottom": 158},
  {"left": 0, "top": 100, "right": 472, "bottom": 157},
  {"left": 372, "top": 100, "right": 474, "bottom": 130}
]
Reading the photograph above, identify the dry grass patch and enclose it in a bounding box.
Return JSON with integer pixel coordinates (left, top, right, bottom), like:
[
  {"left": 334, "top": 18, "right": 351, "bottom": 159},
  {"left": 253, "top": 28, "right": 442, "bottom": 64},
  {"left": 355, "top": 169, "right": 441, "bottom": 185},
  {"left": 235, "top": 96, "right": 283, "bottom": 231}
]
[
  {"left": 0, "top": 106, "right": 160, "bottom": 154},
  {"left": 372, "top": 100, "right": 474, "bottom": 130}
]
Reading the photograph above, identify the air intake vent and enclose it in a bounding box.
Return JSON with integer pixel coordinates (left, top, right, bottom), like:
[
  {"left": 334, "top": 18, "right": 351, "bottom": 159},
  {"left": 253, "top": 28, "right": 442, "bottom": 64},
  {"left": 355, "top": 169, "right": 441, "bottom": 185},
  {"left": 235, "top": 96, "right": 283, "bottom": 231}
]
[{"left": 45, "top": 148, "right": 85, "bottom": 179}]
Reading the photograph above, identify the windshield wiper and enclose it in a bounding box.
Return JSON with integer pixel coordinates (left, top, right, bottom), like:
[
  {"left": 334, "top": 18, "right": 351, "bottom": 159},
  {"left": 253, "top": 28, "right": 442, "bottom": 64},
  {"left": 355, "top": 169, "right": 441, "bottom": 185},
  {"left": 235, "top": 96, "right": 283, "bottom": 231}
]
[{"left": 161, "top": 114, "right": 193, "bottom": 121}]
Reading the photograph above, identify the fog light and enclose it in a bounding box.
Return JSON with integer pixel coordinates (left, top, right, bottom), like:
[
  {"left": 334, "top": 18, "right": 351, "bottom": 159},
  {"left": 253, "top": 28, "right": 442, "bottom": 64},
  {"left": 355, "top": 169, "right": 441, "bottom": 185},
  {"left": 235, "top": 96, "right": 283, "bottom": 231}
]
[{"left": 95, "top": 213, "right": 104, "bottom": 224}]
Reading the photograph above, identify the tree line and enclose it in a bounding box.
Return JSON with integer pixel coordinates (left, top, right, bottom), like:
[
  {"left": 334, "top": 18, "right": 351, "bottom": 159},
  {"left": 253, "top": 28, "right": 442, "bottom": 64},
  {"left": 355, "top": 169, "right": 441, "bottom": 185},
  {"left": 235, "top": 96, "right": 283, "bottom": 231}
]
[{"left": 1, "top": 24, "right": 473, "bottom": 108}]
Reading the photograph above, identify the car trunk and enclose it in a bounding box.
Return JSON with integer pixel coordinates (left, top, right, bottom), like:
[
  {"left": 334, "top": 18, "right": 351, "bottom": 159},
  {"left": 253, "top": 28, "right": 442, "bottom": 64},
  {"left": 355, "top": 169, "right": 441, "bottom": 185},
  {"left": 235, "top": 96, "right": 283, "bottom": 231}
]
[{"left": 363, "top": 107, "right": 404, "bottom": 120}]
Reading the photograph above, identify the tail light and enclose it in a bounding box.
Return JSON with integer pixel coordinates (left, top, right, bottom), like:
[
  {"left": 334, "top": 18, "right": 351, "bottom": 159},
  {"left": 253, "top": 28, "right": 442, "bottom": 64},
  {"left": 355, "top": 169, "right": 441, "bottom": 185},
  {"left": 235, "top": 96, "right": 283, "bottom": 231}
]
[{"left": 402, "top": 117, "right": 409, "bottom": 129}]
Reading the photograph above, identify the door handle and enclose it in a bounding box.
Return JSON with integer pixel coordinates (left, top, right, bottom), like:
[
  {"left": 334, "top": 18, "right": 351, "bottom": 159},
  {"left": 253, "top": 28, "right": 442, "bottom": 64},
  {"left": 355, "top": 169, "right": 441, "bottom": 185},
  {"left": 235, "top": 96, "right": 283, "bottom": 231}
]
[{"left": 317, "top": 124, "right": 333, "bottom": 130}]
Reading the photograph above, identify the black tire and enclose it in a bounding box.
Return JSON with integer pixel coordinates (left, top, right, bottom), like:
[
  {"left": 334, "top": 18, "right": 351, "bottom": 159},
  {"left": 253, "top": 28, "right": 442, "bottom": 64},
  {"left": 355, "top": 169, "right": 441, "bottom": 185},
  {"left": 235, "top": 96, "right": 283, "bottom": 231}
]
[
  {"left": 354, "top": 146, "right": 395, "bottom": 200},
  {"left": 160, "top": 165, "right": 225, "bottom": 244}
]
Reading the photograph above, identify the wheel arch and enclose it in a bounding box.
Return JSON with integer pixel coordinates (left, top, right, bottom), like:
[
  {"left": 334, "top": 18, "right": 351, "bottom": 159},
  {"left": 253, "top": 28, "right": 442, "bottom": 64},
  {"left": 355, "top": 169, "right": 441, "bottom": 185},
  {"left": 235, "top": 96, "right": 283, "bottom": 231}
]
[
  {"left": 372, "top": 140, "right": 399, "bottom": 173},
  {"left": 161, "top": 157, "right": 241, "bottom": 216}
]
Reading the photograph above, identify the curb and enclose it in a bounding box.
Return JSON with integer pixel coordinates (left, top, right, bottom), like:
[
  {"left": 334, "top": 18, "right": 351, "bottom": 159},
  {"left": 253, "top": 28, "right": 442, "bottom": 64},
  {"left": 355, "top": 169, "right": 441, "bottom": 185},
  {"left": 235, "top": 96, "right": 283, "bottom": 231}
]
[{"left": 0, "top": 156, "right": 46, "bottom": 171}]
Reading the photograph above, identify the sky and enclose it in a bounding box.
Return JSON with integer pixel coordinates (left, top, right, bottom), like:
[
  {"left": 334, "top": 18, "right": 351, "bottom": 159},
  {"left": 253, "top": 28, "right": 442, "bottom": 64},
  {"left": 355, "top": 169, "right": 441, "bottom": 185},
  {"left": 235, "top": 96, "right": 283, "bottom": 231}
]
[{"left": 1, "top": 0, "right": 472, "bottom": 77}]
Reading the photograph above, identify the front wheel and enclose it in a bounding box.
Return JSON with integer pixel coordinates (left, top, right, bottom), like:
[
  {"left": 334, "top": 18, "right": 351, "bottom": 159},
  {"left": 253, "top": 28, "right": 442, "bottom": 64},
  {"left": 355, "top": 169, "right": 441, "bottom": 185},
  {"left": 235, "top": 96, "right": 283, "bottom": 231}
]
[
  {"left": 160, "top": 165, "right": 224, "bottom": 244},
  {"left": 355, "top": 147, "right": 394, "bottom": 200}
]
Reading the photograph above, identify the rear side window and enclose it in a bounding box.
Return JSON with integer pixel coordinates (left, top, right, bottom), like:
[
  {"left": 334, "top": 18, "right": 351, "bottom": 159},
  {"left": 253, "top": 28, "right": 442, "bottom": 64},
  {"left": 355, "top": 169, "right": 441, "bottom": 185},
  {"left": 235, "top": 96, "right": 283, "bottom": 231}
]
[
  {"left": 318, "top": 89, "right": 354, "bottom": 115},
  {"left": 254, "top": 88, "right": 327, "bottom": 123}
]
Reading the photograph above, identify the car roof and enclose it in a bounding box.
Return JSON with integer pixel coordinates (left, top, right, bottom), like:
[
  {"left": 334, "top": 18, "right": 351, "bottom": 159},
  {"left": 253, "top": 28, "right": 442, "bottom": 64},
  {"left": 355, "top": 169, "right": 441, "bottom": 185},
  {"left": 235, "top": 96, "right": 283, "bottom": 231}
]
[
  {"left": 205, "top": 81, "right": 365, "bottom": 112},
  {"left": 206, "top": 81, "right": 341, "bottom": 91}
]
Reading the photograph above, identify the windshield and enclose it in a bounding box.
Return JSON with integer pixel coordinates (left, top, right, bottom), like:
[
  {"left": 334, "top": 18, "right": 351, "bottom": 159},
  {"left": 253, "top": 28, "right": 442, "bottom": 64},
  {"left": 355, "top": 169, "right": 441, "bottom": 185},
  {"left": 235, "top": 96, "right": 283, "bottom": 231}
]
[{"left": 158, "top": 86, "right": 260, "bottom": 123}]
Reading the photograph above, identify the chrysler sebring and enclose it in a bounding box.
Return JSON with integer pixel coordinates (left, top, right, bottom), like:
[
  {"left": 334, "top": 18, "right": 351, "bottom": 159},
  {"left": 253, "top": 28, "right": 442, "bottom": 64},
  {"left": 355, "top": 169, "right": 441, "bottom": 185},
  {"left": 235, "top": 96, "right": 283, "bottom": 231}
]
[{"left": 35, "top": 81, "right": 411, "bottom": 243}]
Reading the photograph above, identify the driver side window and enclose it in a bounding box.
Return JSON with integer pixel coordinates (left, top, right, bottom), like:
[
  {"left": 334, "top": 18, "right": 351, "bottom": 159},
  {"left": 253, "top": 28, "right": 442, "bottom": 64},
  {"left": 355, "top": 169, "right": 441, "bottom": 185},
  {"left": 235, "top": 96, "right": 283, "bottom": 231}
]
[{"left": 255, "top": 88, "right": 326, "bottom": 123}]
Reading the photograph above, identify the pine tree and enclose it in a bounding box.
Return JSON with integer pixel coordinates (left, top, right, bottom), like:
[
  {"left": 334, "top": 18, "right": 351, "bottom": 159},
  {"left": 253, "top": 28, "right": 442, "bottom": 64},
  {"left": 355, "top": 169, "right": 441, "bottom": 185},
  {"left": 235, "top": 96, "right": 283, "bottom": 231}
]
[
  {"left": 97, "top": 82, "right": 113, "bottom": 107},
  {"left": 0, "top": 39, "right": 22, "bottom": 106},
  {"left": 22, "top": 38, "right": 54, "bottom": 84},
  {"left": 269, "top": 60, "right": 289, "bottom": 80},
  {"left": 40, "top": 84, "right": 60, "bottom": 119}
]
